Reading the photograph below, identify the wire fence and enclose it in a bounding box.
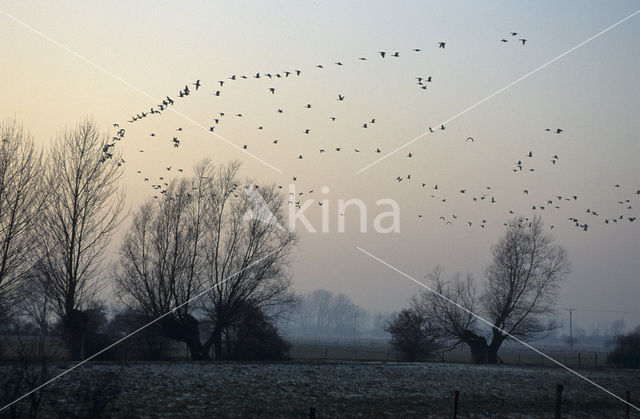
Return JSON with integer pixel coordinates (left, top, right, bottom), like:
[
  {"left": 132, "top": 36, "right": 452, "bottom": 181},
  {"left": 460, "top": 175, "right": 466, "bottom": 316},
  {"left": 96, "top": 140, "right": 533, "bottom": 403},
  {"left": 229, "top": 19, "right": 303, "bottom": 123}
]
[{"left": 287, "top": 337, "right": 613, "bottom": 368}]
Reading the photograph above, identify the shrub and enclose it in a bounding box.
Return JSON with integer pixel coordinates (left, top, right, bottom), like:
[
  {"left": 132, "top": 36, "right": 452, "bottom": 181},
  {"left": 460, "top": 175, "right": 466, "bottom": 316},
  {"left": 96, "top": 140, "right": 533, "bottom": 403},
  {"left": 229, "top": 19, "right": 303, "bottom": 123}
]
[
  {"left": 384, "top": 308, "right": 440, "bottom": 361},
  {"left": 607, "top": 329, "right": 640, "bottom": 368}
]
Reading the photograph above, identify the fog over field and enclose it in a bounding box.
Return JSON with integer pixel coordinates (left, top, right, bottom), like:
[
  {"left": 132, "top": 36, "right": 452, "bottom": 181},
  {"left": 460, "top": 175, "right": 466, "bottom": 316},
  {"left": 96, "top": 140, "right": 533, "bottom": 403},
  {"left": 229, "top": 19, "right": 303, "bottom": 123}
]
[{"left": 1, "top": 1, "right": 639, "bottom": 417}]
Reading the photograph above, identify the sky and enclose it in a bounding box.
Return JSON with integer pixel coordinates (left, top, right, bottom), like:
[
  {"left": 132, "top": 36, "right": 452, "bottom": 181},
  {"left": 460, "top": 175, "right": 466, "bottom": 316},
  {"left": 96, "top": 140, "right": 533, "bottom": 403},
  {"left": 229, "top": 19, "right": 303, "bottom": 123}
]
[{"left": 1, "top": 1, "right": 640, "bottom": 335}]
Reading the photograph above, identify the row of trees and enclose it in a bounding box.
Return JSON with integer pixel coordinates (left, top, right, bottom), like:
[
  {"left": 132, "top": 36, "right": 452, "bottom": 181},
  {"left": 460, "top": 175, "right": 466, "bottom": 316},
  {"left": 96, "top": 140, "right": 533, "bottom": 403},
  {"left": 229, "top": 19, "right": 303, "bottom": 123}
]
[
  {"left": 287, "top": 289, "right": 371, "bottom": 337},
  {"left": 386, "top": 216, "right": 572, "bottom": 363},
  {"left": 1, "top": 117, "right": 297, "bottom": 362},
  {"left": 1, "top": 118, "right": 125, "bottom": 360}
]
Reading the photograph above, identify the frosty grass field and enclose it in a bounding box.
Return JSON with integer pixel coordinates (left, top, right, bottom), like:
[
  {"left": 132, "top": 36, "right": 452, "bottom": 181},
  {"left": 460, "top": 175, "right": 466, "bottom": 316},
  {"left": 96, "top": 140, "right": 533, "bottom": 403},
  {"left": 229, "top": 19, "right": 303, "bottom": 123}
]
[{"left": 22, "top": 360, "right": 639, "bottom": 417}]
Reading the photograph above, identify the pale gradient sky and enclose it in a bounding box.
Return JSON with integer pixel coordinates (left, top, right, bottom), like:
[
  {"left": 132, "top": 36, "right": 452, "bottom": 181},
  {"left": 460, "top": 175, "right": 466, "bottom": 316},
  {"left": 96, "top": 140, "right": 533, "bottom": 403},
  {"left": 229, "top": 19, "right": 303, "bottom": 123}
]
[{"left": 1, "top": 1, "right": 639, "bottom": 334}]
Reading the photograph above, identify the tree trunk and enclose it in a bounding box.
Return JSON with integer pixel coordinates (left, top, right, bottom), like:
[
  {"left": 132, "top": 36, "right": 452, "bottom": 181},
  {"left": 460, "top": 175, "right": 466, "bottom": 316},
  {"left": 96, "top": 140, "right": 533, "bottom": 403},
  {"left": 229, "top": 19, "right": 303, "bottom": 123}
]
[
  {"left": 462, "top": 330, "right": 489, "bottom": 364},
  {"left": 487, "top": 332, "right": 505, "bottom": 364},
  {"left": 66, "top": 309, "right": 88, "bottom": 361},
  {"left": 213, "top": 328, "right": 223, "bottom": 361},
  {"left": 159, "top": 314, "right": 209, "bottom": 360}
]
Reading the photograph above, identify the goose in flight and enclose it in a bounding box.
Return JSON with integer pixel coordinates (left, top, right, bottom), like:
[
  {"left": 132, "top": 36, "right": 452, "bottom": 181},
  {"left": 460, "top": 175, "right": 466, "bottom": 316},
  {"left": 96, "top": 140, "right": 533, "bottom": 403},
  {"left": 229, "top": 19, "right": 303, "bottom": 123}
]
[
  {"left": 193, "top": 80, "right": 201, "bottom": 90},
  {"left": 378, "top": 51, "right": 386, "bottom": 58},
  {"left": 269, "top": 87, "right": 275, "bottom": 94},
  {"left": 438, "top": 42, "right": 446, "bottom": 48},
  {"left": 466, "top": 137, "right": 474, "bottom": 142},
  {"left": 338, "top": 94, "right": 345, "bottom": 101},
  {"left": 519, "top": 39, "right": 527, "bottom": 45}
]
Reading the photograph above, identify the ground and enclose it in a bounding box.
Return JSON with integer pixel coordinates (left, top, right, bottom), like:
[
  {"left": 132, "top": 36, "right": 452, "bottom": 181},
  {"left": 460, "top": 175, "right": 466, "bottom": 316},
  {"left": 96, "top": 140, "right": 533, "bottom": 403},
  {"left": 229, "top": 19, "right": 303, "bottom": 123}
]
[{"left": 5, "top": 360, "right": 638, "bottom": 418}]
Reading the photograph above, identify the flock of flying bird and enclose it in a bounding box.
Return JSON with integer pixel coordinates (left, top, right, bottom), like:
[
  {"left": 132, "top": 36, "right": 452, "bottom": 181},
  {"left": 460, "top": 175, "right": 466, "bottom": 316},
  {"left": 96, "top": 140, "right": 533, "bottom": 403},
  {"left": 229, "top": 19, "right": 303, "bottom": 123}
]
[{"left": 101, "top": 36, "right": 638, "bottom": 233}]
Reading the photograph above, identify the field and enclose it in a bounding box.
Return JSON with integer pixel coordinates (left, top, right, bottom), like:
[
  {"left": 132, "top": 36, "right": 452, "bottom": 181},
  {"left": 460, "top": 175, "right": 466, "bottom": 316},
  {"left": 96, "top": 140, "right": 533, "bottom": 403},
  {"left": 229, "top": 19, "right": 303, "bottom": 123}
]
[
  {"left": 287, "top": 338, "right": 611, "bottom": 368},
  {"left": 3, "top": 360, "right": 639, "bottom": 418}
]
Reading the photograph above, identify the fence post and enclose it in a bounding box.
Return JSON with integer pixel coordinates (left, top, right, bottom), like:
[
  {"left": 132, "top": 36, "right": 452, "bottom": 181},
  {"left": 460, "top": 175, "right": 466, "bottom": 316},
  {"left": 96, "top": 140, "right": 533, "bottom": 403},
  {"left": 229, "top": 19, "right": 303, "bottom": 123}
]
[
  {"left": 554, "top": 384, "right": 563, "bottom": 419},
  {"left": 386, "top": 351, "right": 390, "bottom": 361},
  {"left": 624, "top": 391, "right": 631, "bottom": 419},
  {"left": 450, "top": 390, "right": 460, "bottom": 419},
  {"left": 355, "top": 349, "right": 358, "bottom": 360},
  {"left": 578, "top": 352, "right": 581, "bottom": 368},
  {"left": 324, "top": 347, "right": 328, "bottom": 360},
  {"left": 594, "top": 353, "right": 597, "bottom": 369},
  {"left": 309, "top": 406, "right": 317, "bottom": 419}
]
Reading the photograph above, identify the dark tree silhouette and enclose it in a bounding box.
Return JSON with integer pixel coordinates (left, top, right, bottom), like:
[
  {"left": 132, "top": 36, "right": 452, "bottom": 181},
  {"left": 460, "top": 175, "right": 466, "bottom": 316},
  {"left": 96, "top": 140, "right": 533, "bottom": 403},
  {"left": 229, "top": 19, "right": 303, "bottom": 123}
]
[
  {"left": 385, "top": 307, "right": 440, "bottom": 361},
  {"left": 116, "top": 177, "right": 205, "bottom": 359},
  {"left": 0, "top": 118, "right": 46, "bottom": 323},
  {"left": 36, "top": 119, "right": 125, "bottom": 360},
  {"left": 607, "top": 328, "right": 640, "bottom": 369},
  {"left": 420, "top": 216, "right": 570, "bottom": 363},
  {"left": 117, "top": 160, "right": 296, "bottom": 360}
]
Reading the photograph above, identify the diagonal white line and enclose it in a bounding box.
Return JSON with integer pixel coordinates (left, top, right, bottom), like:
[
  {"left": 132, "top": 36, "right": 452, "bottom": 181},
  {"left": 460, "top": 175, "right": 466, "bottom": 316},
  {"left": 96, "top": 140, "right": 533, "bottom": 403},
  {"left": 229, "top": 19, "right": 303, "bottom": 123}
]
[
  {"left": 0, "top": 246, "right": 285, "bottom": 412},
  {"left": 0, "top": 8, "right": 283, "bottom": 174},
  {"left": 356, "top": 9, "right": 640, "bottom": 174},
  {"left": 356, "top": 246, "right": 640, "bottom": 412}
]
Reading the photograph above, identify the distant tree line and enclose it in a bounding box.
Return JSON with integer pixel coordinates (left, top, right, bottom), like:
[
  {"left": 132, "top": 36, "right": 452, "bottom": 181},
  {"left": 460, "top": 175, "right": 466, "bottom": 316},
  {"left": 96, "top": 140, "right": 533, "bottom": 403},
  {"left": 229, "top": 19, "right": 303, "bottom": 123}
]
[{"left": 284, "top": 289, "right": 392, "bottom": 338}]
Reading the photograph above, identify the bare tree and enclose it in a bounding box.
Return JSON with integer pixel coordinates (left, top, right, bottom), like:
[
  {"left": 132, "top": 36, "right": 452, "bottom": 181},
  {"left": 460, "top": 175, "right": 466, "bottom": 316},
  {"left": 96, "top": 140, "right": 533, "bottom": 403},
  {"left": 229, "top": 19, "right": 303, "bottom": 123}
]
[
  {"left": 0, "top": 118, "right": 45, "bottom": 322},
  {"left": 198, "top": 160, "right": 297, "bottom": 359},
  {"left": 421, "top": 216, "right": 570, "bottom": 363},
  {"left": 37, "top": 119, "right": 125, "bottom": 360},
  {"left": 116, "top": 178, "right": 205, "bottom": 358},
  {"left": 116, "top": 160, "right": 296, "bottom": 360}
]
